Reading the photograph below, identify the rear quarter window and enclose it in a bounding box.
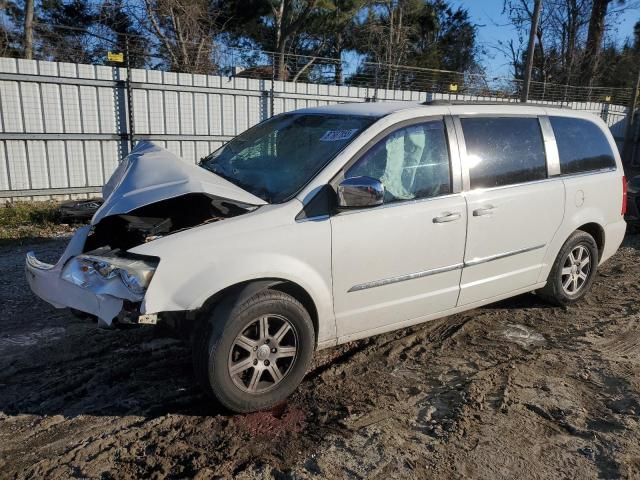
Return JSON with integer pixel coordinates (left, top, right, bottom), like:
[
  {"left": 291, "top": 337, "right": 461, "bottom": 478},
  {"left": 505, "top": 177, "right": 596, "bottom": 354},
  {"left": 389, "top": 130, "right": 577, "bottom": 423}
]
[{"left": 549, "top": 116, "right": 616, "bottom": 174}]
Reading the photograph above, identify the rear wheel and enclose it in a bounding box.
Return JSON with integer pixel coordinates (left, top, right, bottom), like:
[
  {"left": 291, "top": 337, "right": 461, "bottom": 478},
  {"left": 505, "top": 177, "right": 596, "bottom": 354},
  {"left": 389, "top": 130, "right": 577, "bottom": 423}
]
[
  {"left": 193, "top": 289, "right": 314, "bottom": 413},
  {"left": 539, "top": 230, "right": 599, "bottom": 306}
]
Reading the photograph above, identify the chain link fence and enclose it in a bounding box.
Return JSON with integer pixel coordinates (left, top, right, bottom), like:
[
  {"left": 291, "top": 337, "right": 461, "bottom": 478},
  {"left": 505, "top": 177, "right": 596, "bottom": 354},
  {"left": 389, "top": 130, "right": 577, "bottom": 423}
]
[{"left": 29, "top": 24, "right": 634, "bottom": 105}]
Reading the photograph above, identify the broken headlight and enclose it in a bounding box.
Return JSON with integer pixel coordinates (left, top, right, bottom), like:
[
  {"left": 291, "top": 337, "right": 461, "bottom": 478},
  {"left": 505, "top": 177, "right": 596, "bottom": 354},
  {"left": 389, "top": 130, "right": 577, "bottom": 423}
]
[{"left": 62, "top": 254, "right": 158, "bottom": 295}]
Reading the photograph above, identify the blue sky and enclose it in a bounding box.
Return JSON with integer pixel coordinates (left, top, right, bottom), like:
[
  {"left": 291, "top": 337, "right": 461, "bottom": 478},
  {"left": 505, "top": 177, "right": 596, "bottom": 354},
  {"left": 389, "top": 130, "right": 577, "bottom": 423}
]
[{"left": 451, "top": 0, "right": 640, "bottom": 77}]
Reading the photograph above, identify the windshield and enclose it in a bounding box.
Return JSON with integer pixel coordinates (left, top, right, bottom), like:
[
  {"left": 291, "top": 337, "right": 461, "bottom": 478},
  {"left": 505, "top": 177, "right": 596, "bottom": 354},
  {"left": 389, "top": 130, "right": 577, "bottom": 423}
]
[{"left": 200, "top": 113, "right": 375, "bottom": 203}]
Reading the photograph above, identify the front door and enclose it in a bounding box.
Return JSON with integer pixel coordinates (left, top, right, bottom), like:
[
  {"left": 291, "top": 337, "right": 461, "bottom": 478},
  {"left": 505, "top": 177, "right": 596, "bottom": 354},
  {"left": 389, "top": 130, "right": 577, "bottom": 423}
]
[
  {"left": 455, "top": 116, "right": 564, "bottom": 305},
  {"left": 330, "top": 118, "right": 467, "bottom": 339}
]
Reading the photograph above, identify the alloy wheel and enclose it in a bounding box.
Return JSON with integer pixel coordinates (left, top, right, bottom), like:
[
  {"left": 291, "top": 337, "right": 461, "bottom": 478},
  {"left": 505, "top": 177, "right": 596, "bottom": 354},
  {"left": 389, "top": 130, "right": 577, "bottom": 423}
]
[
  {"left": 561, "top": 244, "right": 591, "bottom": 295},
  {"left": 227, "top": 314, "right": 298, "bottom": 394}
]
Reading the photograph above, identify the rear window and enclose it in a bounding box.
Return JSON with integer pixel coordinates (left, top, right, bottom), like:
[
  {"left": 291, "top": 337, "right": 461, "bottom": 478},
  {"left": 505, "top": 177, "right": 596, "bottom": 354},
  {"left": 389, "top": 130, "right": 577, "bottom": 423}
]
[
  {"left": 549, "top": 116, "right": 616, "bottom": 174},
  {"left": 461, "top": 117, "right": 547, "bottom": 189}
]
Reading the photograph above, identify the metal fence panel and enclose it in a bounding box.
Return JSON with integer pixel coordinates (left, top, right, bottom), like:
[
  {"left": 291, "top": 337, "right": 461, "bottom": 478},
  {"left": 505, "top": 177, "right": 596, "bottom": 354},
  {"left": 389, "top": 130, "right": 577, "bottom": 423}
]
[
  {"left": 0, "top": 56, "right": 631, "bottom": 199},
  {"left": 0, "top": 142, "right": 9, "bottom": 190}
]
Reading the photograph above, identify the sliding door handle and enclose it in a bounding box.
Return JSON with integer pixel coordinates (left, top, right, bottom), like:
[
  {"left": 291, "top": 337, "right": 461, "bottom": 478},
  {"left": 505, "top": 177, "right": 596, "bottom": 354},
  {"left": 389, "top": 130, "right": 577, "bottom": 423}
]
[
  {"left": 433, "top": 212, "right": 461, "bottom": 223},
  {"left": 473, "top": 205, "right": 496, "bottom": 216}
]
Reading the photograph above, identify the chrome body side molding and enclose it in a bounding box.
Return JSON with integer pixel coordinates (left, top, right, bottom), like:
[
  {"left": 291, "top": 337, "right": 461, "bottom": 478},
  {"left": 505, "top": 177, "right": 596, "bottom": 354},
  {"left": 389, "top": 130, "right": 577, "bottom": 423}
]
[
  {"left": 348, "top": 263, "right": 464, "bottom": 293},
  {"left": 464, "top": 244, "right": 546, "bottom": 267},
  {"left": 348, "top": 244, "right": 546, "bottom": 292}
]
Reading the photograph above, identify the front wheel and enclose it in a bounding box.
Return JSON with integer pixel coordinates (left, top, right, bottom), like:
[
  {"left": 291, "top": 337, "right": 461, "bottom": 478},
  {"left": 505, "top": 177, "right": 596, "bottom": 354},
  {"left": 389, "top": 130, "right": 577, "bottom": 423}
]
[
  {"left": 193, "top": 289, "right": 315, "bottom": 413},
  {"left": 538, "top": 230, "right": 599, "bottom": 306}
]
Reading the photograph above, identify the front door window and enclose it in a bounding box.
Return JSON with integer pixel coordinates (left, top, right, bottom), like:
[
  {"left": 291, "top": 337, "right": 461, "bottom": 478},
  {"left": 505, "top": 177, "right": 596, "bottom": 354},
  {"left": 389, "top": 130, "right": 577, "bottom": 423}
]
[{"left": 345, "top": 120, "right": 452, "bottom": 202}]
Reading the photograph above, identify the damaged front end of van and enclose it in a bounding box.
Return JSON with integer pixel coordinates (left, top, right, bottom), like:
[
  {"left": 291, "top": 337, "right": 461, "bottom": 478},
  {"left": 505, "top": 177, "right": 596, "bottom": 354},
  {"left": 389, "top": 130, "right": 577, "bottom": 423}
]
[{"left": 25, "top": 141, "right": 265, "bottom": 327}]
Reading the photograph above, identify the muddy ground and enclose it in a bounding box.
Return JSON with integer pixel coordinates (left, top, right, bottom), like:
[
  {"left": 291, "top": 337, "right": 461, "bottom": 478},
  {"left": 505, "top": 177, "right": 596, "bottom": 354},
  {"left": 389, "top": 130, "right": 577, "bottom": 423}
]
[{"left": 1, "top": 234, "right": 640, "bottom": 479}]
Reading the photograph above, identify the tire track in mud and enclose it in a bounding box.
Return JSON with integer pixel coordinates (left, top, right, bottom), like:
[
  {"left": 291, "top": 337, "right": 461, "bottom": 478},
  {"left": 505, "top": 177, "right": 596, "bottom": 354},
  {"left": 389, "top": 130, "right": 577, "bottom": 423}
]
[
  {"left": 290, "top": 240, "right": 640, "bottom": 478},
  {"left": 2, "top": 236, "right": 640, "bottom": 478}
]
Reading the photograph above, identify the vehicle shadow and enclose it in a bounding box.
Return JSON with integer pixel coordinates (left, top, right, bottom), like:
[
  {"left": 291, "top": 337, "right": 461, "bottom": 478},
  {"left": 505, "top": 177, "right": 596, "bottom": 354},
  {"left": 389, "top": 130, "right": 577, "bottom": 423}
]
[
  {"left": 0, "top": 295, "right": 544, "bottom": 421},
  {"left": 0, "top": 311, "right": 228, "bottom": 419},
  {"left": 480, "top": 291, "right": 553, "bottom": 310},
  {"left": 0, "top": 281, "right": 563, "bottom": 421}
]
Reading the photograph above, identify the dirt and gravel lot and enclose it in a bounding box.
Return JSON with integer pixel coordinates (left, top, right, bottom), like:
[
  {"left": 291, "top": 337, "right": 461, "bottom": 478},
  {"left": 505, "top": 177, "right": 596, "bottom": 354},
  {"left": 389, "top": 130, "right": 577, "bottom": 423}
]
[{"left": 1, "top": 232, "right": 640, "bottom": 479}]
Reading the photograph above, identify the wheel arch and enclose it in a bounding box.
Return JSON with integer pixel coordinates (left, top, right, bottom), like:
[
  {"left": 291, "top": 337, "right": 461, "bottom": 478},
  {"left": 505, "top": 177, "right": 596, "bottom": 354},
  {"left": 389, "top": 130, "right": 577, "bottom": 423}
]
[
  {"left": 198, "top": 278, "right": 320, "bottom": 346},
  {"left": 576, "top": 222, "right": 605, "bottom": 261},
  {"left": 538, "top": 218, "right": 607, "bottom": 284}
]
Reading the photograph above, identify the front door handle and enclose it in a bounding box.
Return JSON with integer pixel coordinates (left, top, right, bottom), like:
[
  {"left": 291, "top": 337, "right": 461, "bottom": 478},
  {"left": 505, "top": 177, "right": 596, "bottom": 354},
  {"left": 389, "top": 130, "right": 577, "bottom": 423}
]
[
  {"left": 433, "top": 212, "right": 461, "bottom": 223},
  {"left": 473, "top": 205, "right": 496, "bottom": 216}
]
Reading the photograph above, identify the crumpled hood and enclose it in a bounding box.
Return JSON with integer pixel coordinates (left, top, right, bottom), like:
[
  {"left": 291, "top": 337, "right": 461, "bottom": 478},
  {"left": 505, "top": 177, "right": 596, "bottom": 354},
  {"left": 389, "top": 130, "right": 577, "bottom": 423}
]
[{"left": 92, "top": 141, "right": 266, "bottom": 224}]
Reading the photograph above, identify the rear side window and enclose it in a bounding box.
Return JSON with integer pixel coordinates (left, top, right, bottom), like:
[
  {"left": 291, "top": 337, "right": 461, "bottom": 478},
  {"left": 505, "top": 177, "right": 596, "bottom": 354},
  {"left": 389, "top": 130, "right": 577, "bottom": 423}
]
[
  {"left": 549, "top": 116, "right": 616, "bottom": 174},
  {"left": 461, "top": 117, "right": 547, "bottom": 189}
]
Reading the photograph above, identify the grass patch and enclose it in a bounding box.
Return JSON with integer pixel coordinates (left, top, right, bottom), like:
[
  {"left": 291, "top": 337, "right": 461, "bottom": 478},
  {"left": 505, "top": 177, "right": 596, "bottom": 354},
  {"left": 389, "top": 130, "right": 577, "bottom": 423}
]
[{"left": 0, "top": 201, "right": 74, "bottom": 241}]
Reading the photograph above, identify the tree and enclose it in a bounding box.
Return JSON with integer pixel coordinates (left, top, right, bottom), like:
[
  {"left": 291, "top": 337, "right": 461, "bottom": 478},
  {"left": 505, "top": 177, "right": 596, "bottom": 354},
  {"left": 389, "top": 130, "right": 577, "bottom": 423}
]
[
  {"left": 352, "top": 0, "right": 478, "bottom": 89},
  {"left": 358, "top": 0, "right": 417, "bottom": 80},
  {"left": 0, "top": 0, "right": 22, "bottom": 58},
  {"left": 313, "top": 0, "right": 366, "bottom": 84},
  {"left": 0, "top": 0, "right": 148, "bottom": 66},
  {"left": 271, "top": 0, "right": 331, "bottom": 80},
  {"left": 37, "top": 0, "right": 97, "bottom": 63},
  {"left": 503, "top": 0, "right": 568, "bottom": 83},
  {"left": 419, "top": 0, "right": 478, "bottom": 72},
  {"left": 503, "top": 0, "right": 551, "bottom": 82},
  {"left": 556, "top": 0, "right": 591, "bottom": 84},
  {"left": 24, "top": 0, "right": 34, "bottom": 59},
  {"left": 502, "top": 0, "right": 638, "bottom": 88},
  {"left": 141, "top": 0, "right": 223, "bottom": 74},
  {"left": 220, "top": 0, "right": 346, "bottom": 81},
  {"left": 96, "top": 1, "right": 149, "bottom": 68},
  {"left": 521, "top": 0, "right": 542, "bottom": 102},
  {"left": 226, "top": 0, "right": 331, "bottom": 80},
  {"left": 597, "top": 20, "right": 640, "bottom": 88},
  {"left": 581, "top": 0, "right": 615, "bottom": 85}
]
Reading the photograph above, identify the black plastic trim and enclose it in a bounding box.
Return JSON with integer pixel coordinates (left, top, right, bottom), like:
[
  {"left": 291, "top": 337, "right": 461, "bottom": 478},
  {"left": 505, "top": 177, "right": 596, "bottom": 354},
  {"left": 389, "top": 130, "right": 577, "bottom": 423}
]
[{"left": 295, "top": 184, "right": 336, "bottom": 221}]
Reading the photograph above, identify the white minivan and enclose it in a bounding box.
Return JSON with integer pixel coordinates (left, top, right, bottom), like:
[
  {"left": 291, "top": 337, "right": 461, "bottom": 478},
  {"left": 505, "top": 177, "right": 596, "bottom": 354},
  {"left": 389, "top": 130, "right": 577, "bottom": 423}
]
[{"left": 26, "top": 101, "right": 627, "bottom": 412}]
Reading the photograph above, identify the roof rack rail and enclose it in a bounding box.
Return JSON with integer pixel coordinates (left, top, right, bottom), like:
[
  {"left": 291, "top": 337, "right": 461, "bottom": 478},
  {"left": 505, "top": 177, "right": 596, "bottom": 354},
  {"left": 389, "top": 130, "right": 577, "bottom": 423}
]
[{"left": 421, "top": 99, "right": 571, "bottom": 108}]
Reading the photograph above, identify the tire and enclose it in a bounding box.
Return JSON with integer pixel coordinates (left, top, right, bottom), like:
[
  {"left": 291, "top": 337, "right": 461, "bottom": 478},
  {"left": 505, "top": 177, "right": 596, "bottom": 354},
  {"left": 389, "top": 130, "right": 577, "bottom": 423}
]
[
  {"left": 538, "top": 230, "right": 599, "bottom": 306},
  {"left": 192, "top": 289, "right": 315, "bottom": 413}
]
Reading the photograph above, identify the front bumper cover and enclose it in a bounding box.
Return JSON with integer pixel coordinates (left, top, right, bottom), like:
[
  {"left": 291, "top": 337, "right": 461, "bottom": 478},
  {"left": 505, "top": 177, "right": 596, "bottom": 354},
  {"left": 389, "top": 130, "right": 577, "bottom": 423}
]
[{"left": 25, "top": 226, "right": 128, "bottom": 326}]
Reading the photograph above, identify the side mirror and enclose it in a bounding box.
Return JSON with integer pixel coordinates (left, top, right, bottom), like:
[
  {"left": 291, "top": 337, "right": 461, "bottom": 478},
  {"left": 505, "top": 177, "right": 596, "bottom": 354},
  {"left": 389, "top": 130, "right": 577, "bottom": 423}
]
[{"left": 337, "top": 176, "right": 384, "bottom": 208}]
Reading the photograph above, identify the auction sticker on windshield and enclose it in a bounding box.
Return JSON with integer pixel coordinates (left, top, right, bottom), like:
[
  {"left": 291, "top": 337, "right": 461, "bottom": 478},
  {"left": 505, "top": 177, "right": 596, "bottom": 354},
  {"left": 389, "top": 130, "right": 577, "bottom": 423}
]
[{"left": 320, "top": 129, "right": 358, "bottom": 142}]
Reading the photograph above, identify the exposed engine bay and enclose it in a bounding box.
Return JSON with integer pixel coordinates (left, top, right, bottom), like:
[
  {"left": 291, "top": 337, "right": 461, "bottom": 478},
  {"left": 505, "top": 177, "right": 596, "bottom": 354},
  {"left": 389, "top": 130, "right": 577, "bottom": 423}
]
[
  {"left": 25, "top": 141, "right": 266, "bottom": 327},
  {"left": 84, "top": 193, "right": 256, "bottom": 252}
]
